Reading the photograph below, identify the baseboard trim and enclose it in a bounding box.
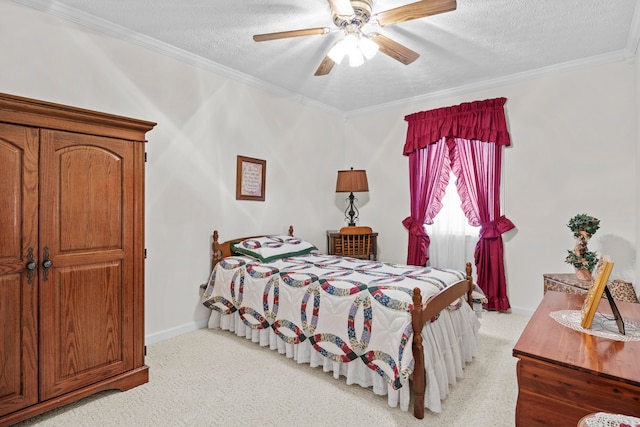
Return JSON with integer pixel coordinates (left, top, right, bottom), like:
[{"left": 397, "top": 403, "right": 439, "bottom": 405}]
[
  {"left": 509, "top": 305, "right": 535, "bottom": 317},
  {"left": 145, "top": 318, "right": 209, "bottom": 345}
]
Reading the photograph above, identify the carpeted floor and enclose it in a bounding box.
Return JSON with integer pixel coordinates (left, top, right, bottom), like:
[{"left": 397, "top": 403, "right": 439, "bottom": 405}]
[{"left": 13, "top": 310, "right": 530, "bottom": 427}]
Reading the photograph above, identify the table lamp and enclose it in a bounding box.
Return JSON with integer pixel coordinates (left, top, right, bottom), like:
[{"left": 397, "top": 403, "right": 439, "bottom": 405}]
[{"left": 335, "top": 167, "right": 368, "bottom": 226}]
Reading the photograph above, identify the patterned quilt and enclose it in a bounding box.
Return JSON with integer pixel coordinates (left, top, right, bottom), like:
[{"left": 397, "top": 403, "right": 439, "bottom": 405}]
[{"left": 201, "top": 253, "right": 468, "bottom": 390}]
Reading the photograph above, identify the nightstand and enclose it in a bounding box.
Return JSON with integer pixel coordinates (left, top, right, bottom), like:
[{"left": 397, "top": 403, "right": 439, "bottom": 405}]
[{"left": 327, "top": 229, "right": 378, "bottom": 260}]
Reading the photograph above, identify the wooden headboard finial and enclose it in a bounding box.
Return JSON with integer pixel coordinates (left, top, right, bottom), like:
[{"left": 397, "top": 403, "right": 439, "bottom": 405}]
[
  {"left": 212, "top": 230, "right": 221, "bottom": 272},
  {"left": 289, "top": 225, "right": 294, "bottom": 236},
  {"left": 465, "top": 262, "right": 474, "bottom": 308}
]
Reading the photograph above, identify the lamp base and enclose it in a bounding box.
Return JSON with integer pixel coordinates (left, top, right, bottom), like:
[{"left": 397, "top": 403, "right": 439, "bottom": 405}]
[{"left": 344, "top": 192, "right": 359, "bottom": 226}]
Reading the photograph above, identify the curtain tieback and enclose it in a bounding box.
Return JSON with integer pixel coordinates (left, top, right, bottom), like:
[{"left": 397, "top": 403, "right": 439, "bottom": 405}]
[
  {"left": 403, "top": 216, "right": 426, "bottom": 236},
  {"left": 402, "top": 216, "right": 430, "bottom": 238},
  {"left": 479, "top": 216, "right": 515, "bottom": 239}
]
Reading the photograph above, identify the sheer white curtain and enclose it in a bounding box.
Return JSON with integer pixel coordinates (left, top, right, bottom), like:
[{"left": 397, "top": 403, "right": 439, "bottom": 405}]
[{"left": 425, "top": 173, "right": 479, "bottom": 269}]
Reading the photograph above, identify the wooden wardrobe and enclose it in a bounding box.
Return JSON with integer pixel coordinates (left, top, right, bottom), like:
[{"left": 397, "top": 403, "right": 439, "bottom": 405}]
[{"left": 0, "top": 93, "right": 156, "bottom": 425}]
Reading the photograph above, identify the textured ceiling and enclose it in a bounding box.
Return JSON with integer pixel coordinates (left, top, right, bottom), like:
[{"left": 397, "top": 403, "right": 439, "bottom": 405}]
[{"left": 17, "top": 0, "right": 640, "bottom": 114}]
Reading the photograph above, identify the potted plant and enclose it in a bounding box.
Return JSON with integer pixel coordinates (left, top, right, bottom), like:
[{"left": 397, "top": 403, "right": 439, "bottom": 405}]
[{"left": 564, "top": 213, "right": 600, "bottom": 280}]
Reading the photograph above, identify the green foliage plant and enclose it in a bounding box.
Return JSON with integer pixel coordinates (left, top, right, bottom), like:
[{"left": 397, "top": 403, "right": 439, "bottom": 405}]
[{"left": 564, "top": 213, "right": 600, "bottom": 273}]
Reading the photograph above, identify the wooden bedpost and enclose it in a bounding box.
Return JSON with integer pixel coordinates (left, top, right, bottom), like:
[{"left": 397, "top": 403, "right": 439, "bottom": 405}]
[
  {"left": 288, "top": 225, "right": 294, "bottom": 236},
  {"left": 211, "top": 230, "right": 221, "bottom": 272},
  {"left": 465, "top": 262, "right": 474, "bottom": 308},
  {"left": 411, "top": 287, "right": 426, "bottom": 419}
]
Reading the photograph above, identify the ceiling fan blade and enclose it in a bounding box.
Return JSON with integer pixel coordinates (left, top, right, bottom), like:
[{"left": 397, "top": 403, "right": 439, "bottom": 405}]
[
  {"left": 314, "top": 56, "right": 336, "bottom": 76},
  {"left": 327, "top": 0, "right": 354, "bottom": 16},
  {"left": 253, "top": 27, "right": 331, "bottom": 42},
  {"left": 368, "top": 33, "right": 419, "bottom": 65},
  {"left": 374, "top": 0, "right": 456, "bottom": 27}
]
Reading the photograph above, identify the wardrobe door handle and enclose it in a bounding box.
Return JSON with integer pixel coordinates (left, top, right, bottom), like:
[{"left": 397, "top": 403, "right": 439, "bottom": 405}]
[
  {"left": 42, "top": 246, "right": 52, "bottom": 282},
  {"left": 26, "top": 247, "right": 36, "bottom": 284}
]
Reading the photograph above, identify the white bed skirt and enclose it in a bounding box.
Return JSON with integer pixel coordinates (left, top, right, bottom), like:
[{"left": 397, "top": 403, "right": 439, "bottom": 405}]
[{"left": 207, "top": 303, "right": 480, "bottom": 413}]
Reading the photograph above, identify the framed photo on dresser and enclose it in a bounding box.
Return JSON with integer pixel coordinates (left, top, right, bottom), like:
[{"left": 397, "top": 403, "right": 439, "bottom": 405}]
[{"left": 580, "top": 255, "right": 614, "bottom": 329}]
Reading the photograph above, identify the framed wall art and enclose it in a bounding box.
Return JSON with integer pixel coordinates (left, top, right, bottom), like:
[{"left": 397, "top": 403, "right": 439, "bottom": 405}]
[{"left": 236, "top": 155, "right": 266, "bottom": 201}]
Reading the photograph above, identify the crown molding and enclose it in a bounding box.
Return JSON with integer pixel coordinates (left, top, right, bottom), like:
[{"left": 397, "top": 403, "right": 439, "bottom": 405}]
[
  {"left": 13, "top": 0, "right": 344, "bottom": 117},
  {"left": 344, "top": 49, "right": 635, "bottom": 118},
  {"left": 15, "top": 0, "right": 640, "bottom": 119},
  {"left": 626, "top": 0, "right": 640, "bottom": 54}
]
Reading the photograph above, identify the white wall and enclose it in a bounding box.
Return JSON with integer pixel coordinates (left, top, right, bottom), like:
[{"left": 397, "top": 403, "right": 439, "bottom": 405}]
[
  {"left": 1, "top": 2, "right": 345, "bottom": 343},
  {"left": 2, "top": 1, "right": 637, "bottom": 341},
  {"left": 636, "top": 48, "right": 640, "bottom": 299},
  {"left": 346, "top": 61, "right": 637, "bottom": 313}
]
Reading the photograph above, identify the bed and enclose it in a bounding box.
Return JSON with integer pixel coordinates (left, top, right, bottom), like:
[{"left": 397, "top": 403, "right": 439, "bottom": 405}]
[{"left": 201, "top": 226, "right": 480, "bottom": 419}]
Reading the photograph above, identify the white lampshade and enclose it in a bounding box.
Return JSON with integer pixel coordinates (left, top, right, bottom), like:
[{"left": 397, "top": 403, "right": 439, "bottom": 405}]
[
  {"left": 349, "top": 49, "right": 364, "bottom": 67},
  {"left": 358, "top": 36, "right": 379, "bottom": 59},
  {"left": 342, "top": 33, "right": 358, "bottom": 50},
  {"left": 328, "top": 42, "right": 346, "bottom": 64}
]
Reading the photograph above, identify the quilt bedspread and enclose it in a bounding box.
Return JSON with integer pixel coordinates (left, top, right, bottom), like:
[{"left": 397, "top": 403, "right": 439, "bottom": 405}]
[{"left": 201, "top": 253, "right": 469, "bottom": 391}]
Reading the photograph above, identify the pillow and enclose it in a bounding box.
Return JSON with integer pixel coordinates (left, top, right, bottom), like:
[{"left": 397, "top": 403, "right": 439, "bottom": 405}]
[
  {"left": 231, "top": 235, "right": 317, "bottom": 262},
  {"left": 471, "top": 284, "right": 488, "bottom": 304}
]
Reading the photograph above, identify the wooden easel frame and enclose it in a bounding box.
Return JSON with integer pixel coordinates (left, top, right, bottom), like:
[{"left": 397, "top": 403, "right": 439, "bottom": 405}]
[
  {"left": 580, "top": 256, "right": 625, "bottom": 334},
  {"left": 580, "top": 257, "right": 613, "bottom": 329},
  {"left": 603, "top": 286, "right": 626, "bottom": 335}
]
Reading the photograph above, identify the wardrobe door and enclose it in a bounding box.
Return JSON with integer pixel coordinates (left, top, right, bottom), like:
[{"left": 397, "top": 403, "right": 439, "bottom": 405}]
[
  {"left": 0, "top": 123, "right": 39, "bottom": 416},
  {"left": 38, "top": 129, "right": 135, "bottom": 400}
]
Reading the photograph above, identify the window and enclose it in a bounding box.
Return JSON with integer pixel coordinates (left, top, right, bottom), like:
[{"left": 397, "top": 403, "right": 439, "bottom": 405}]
[{"left": 424, "top": 173, "right": 479, "bottom": 269}]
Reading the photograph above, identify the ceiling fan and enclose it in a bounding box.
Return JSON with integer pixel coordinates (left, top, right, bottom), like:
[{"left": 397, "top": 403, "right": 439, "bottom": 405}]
[{"left": 253, "top": 0, "right": 456, "bottom": 76}]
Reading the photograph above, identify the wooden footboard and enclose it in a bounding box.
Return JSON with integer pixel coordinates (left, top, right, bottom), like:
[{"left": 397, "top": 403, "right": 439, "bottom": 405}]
[{"left": 411, "top": 262, "right": 474, "bottom": 419}]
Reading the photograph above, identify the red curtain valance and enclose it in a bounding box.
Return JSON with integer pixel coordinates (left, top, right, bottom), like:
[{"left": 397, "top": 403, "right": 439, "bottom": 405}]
[{"left": 403, "top": 98, "right": 511, "bottom": 155}]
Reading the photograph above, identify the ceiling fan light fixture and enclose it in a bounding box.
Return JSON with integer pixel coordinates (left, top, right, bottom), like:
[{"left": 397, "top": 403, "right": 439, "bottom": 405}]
[
  {"left": 342, "top": 33, "right": 358, "bottom": 50},
  {"left": 348, "top": 49, "right": 365, "bottom": 67},
  {"left": 328, "top": 31, "right": 374, "bottom": 67},
  {"left": 358, "top": 35, "right": 378, "bottom": 59},
  {"left": 328, "top": 42, "right": 347, "bottom": 64},
  {"left": 328, "top": 32, "right": 358, "bottom": 64}
]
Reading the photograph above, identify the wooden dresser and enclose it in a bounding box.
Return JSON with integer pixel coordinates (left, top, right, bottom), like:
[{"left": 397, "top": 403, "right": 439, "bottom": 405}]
[
  {"left": 0, "top": 93, "right": 156, "bottom": 425},
  {"left": 512, "top": 291, "right": 640, "bottom": 426}
]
